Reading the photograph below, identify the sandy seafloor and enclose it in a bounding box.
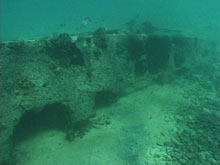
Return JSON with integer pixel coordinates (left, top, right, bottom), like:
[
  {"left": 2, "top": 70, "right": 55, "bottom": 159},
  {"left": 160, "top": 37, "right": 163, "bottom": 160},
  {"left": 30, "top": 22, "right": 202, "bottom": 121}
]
[
  {"left": 14, "top": 82, "right": 184, "bottom": 164},
  {"left": 13, "top": 77, "right": 220, "bottom": 165}
]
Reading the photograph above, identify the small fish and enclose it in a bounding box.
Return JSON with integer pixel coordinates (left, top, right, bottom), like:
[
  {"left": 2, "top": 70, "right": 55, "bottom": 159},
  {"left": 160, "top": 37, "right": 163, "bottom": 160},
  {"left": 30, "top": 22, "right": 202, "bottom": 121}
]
[
  {"left": 60, "top": 23, "right": 66, "bottom": 27},
  {"left": 80, "top": 17, "right": 92, "bottom": 28}
]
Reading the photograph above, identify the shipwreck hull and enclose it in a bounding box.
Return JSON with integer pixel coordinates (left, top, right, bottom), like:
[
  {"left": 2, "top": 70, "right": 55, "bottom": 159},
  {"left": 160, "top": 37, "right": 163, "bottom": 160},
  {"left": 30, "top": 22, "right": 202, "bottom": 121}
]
[{"left": 0, "top": 30, "right": 219, "bottom": 164}]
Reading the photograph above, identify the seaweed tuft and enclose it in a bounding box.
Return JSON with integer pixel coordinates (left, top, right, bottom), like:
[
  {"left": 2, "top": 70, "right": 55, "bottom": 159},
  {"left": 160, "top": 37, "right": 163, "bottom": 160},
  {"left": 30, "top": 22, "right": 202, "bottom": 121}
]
[
  {"left": 93, "top": 28, "right": 108, "bottom": 50},
  {"left": 44, "top": 33, "right": 85, "bottom": 67}
]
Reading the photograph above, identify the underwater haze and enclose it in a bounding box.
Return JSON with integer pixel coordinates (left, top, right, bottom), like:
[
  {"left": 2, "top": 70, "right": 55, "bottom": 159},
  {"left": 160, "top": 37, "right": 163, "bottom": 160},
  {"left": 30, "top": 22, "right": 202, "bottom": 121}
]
[
  {"left": 1, "top": 0, "right": 220, "bottom": 165},
  {"left": 1, "top": 0, "right": 220, "bottom": 41}
]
